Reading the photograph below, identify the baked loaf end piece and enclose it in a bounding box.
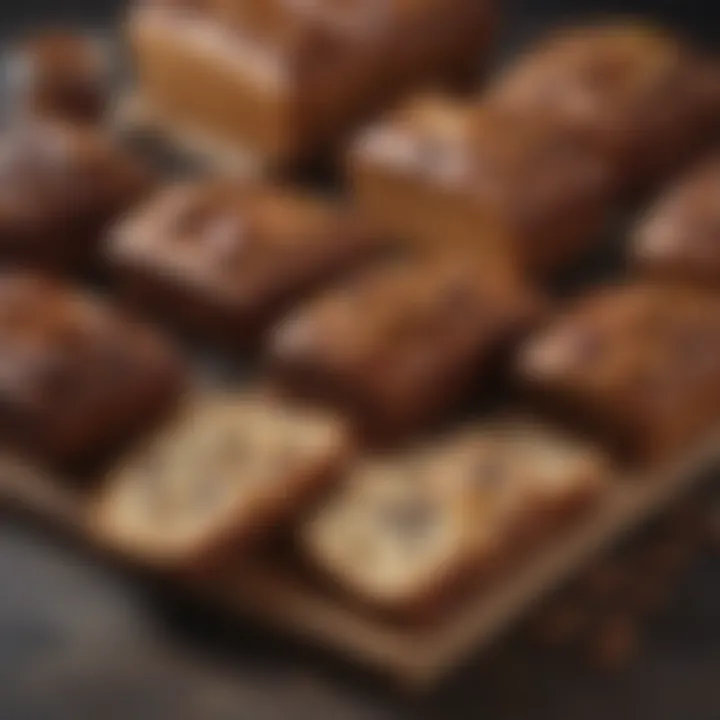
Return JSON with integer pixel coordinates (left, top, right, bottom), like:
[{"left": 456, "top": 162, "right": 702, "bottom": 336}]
[
  {"left": 128, "top": 0, "right": 496, "bottom": 167},
  {"left": 0, "top": 120, "right": 152, "bottom": 270},
  {"left": 349, "top": 94, "right": 611, "bottom": 275},
  {"left": 486, "top": 21, "right": 720, "bottom": 192},
  {"left": 303, "top": 421, "right": 608, "bottom": 617},
  {"left": 0, "top": 273, "right": 186, "bottom": 466},
  {"left": 5, "top": 30, "right": 111, "bottom": 123},
  {"left": 632, "top": 159, "right": 720, "bottom": 287},
  {"left": 269, "top": 255, "right": 544, "bottom": 441},
  {"left": 495, "top": 22, "right": 720, "bottom": 187},
  {"left": 93, "top": 392, "right": 352, "bottom": 569},
  {"left": 518, "top": 285, "right": 720, "bottom": 461},
  {"left": 107, "top": 180, "right": 379, "bottom": 346}
]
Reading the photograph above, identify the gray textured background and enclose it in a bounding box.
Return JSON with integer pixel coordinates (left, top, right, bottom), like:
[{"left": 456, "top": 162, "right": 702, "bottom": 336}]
[{"left": 0, "top": 2, "right": 718, "bottom": 718}]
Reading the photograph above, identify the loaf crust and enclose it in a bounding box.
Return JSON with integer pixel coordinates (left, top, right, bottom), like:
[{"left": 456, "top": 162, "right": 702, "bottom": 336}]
[
  {"left": 128, "top": 0, "right": 496, "bottom": 167},
  {"left": 632, "top": 159, "right": 720, "bottom": 286},
  {"left": 5, "top": 30, "right": 111, "bottom": 123},
  {"left": 0, "top": 273, "right": 186, "bottom": 465},
  {"left": 518, "top": 285, "right": 720, "bottom": 460},
  {"left": 487, "top": 22, "right": 720, "bottom": 191},
  {"left": 349, "top": 94, "right": 612, "bottom": 275},
  {"left": 107, "top": 180, "right": 379, "bottom": 346},
  {"left": 269, "top": 256, "right": 544, "bottom": 440}
]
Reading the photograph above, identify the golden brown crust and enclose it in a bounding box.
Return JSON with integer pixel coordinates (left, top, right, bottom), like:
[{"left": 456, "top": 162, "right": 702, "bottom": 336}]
[
  {"left": 107, "top": 180, "right": 379, "bottom": 346},
  {"left": 633, "top": 158, "right": 720, "bottom": 286},
  {"left": 486, "top": 21, "right": 720, "bottom": 191},
  {"left": 269, "top": 255, "right": 545, "bottom": 440},
  {"left": 0, "top": 120, "right": 152, "bottom": 269},
  {"left": 517, "top": 284, "right": 720, "bottom": 460},
  {"left": 128, "top": 0, "right": 496, "bottom": 165},
  {"left": 349, "top": 94, "right": 612, "bottom": 275}
]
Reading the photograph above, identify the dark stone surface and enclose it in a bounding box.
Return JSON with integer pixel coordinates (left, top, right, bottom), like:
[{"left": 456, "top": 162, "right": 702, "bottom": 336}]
[
  {"left": 0, "top": 2, "right": 718, "bottom": 718},
  {"left": 0, "top": 517, "right": 718, "bottom": 720}
]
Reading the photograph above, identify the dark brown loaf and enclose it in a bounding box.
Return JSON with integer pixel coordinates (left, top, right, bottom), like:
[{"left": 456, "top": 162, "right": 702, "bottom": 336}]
[
  {"left": 269, "top": 255, "right": 544, "bottom": 440},
  {"left": 486, "top": 21, "right": 720, "bottom": 192},
  {"left": 106, "top": 180, "right": 380, "bottom": 347},
  {"left": 517, "top": 284, "right": 720, "bottom": 461},
  {"left": 632, "top": 158, "right": 720, "bottom": 286},
  {"left": 0, "top": 120, "right": 152, "bottom": 270},
  {"left": 128, "top": 0, "right": 496, "bottom": 167},
  {"left": 0, "top": 273, "right": 186, "bottom": 465},
  {"left": 5, "top": 30, "right": 111, "bottom": 123},
  {"left": 350, "top": 94, "right": 612, "bottom": 276}
]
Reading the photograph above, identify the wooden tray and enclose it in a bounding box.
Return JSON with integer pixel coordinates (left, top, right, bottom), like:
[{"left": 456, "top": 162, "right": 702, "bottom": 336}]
[{"left": 1, "top": 429, "right": 718, "bottom": 689}]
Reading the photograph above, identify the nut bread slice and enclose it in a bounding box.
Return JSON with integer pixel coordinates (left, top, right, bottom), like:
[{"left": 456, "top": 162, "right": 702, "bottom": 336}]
[{"left": 94, "top": 392, "right": 353, "bottom": 570}]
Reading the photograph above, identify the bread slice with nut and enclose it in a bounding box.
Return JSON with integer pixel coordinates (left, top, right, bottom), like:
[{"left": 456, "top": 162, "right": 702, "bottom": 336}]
[
  {"left": 92, "top": 392, "right": 353, "bottom": 570},
  {"left": 302, "top": 420, "right": 609, "bottom": 618}
]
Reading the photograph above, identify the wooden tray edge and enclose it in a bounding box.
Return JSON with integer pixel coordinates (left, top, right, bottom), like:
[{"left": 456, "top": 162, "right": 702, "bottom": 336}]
[{"left": 0, "top": 431, "right": 718, "bottom": 688}]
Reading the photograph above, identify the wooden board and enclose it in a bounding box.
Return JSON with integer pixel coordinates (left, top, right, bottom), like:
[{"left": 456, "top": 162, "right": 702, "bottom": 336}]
[{"left": 0, "top": 430, "right": 718, "bottom": 689}]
